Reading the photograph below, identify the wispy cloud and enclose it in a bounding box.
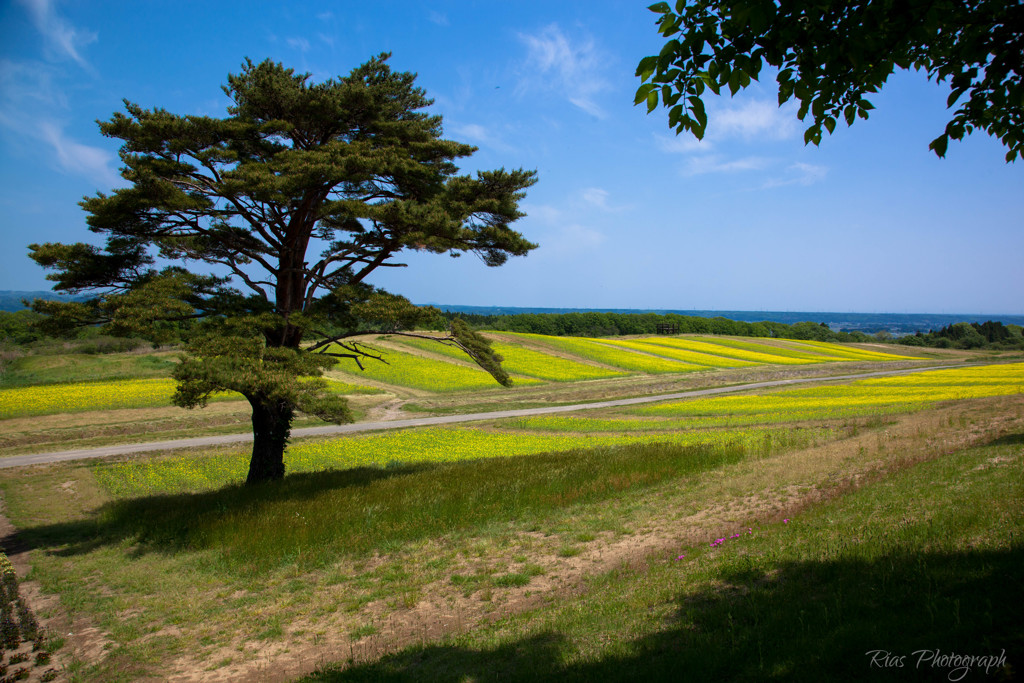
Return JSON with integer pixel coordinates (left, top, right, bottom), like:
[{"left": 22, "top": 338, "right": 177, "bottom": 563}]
[
  {"left": 1, "top": 58, "right": 117, "bottom": 188},
  {"left": 37, "top": 122, "right": 120, "bottom": 187},
  {"left": 581, "top": 187, "right": 609, "bottom": 209},
  {"left": 17, "top": 0, "right": 96, "bottom": 68},
  {"left": 656, "top": 97, "right": 824, "bottom": 187},
  {"left": 713, "top": 99, "right": 799, "bottom": 141},
  {"left": 287, "top": 37, "right": 311, "bottom": 52},
  {"left": 683, "top": 155, "right": 773, "bottom": 176},
  {"left": 517, "top": 24, "right": 609, "bottom": 118},
  {"left": 450, "top": 122, "right": 516, "bottom": 153},
  {"left": 428, "top": 11, "right": 449, "bottom": 26},
  {"left": 762, "top": 162, "right": 828, "bottom": 188},
  {"left": 655, "top": 132, "right": 713, "bottom": 154}
]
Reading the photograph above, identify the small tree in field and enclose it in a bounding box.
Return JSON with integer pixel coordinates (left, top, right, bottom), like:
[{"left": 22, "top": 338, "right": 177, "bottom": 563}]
[{"left": 29, "top": 54, "right": 537, "bottom": 484}]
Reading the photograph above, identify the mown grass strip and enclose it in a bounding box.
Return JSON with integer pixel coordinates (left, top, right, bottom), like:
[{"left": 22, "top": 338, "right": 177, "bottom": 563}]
[{"left": 0, "top": 352, "right": 178, "bottom": 388}]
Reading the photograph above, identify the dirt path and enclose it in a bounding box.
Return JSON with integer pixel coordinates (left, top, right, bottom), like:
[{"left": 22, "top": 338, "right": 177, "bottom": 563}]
[{"left": 0, "top": 364, "right": 960, "bottom": 470}]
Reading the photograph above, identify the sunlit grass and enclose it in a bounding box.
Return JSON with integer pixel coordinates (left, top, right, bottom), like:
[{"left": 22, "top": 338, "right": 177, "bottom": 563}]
[{"left": 92, "top": 425, "right": 824, "bottom": 499}]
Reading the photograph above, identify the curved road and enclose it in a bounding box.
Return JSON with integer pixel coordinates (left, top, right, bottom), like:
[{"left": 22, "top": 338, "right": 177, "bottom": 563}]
[{"left": 1, "top": 364, "right": 958, "bottom": 469}]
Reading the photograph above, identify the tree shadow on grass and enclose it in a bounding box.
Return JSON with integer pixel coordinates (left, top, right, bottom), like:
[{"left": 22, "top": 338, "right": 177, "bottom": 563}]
[
  {"left": 3, "top": 463, "right": 436, "bottom": 561},
  {"left": 987, "top": 432, "right": 1024, "bottom": 447},
  {"left": 309, "top": 545, "right": 1023, "bottom": 682}
]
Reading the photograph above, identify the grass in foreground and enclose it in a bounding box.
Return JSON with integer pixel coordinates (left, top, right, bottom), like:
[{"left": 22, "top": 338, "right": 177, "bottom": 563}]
[{"left": 308, "top": 433, "right": 1023, "bottom": 682}]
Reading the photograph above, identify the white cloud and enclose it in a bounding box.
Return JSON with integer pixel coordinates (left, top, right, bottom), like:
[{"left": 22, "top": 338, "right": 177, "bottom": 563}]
[
  {"left": 517, "top": 24, "right": 609, "bottom": 119},
  {"left": 713, "top": 99, "right": 799, "bottom": 141},
  {"left": 38, "top": 122, "right": 120, "bottom": 187},
  {"left": 287, "top": 37, "right": 311, "bottom": 52},
  {"left": 684, "top": 155, "right": 772, "bottom": 176},
  {"left": 450, "top": 122, "right": 516, "bottom": 153},
  {"left": 0, "top": 59, "right": 66, "bottom": 110},
  {"left": 17, "top": 0, "right": 96, "bottom": 68},
  {"left": 522, "top": 203, "right": 563, "bottom": 225},
  {"left": 428, "top": 11, "right": 449, "bottom": 26},
  {"left": 655, "top": 132, "right": 713, "bottom": 154},
  {"left": 581, "top": 187, "right": 609, "bottom": 209},
  {"left": 0, "top": 59, "right": 116, "bottom": 187},
  {"left": 762, "top": 162, "right": 829, "bottom": 188}
]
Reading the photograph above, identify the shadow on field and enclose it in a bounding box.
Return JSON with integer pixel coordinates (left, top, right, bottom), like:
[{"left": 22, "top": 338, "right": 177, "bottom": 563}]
[
  {"left": 5, "top": 464, "right": 434, "bottom": 560},
  {"left": 988, "top": 432, "right": 1024, "bottom": 447},
  {"left": 309, "top": 545, "right": 1023, "bottom": 682}
]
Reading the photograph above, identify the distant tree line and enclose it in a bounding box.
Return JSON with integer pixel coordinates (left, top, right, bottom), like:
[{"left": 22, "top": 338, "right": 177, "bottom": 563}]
[
  {"left": 897, "top": 321, "right": 1024, "bottom": 350},
  {"left": 444, "top": 311, "right": 875, "bottom": 343},
  {"left": 6, "top": 308, "right": 1022, "bottom": 357}
]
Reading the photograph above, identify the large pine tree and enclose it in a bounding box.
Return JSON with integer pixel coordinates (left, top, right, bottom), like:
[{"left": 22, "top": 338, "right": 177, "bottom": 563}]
[{"left": 29, "top": 55, "right": 537, "bottom": 483}]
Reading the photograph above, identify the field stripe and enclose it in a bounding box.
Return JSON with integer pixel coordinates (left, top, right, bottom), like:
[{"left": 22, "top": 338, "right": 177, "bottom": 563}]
[{"left": 0, "top": 363, "right": 965, "bottom": 469}]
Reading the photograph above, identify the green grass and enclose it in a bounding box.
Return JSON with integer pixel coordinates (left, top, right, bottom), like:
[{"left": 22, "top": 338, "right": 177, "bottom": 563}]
[
  {"left": 74, "top": 431, "right": 820, "bottom": 572},
  {"left": 4, "top": 360, "right": 1022, "bottom": 681},
  {"left": 306, "top": 433, "right": 1023, "bottom": 682},
  {"left": 0, "top": 351, "right": 178, "bottom": 387}
]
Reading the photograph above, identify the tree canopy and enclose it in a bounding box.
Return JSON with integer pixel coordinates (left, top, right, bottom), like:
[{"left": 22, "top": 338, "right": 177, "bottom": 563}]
[
  {"left": 635, "top": 0, "right": 1024, "bottom": 160},
  {"left": 29, "top": 54, "right": 537, "bottom": 483}
]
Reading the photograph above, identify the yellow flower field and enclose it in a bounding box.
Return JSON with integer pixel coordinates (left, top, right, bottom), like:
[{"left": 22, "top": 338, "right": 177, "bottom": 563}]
[
  {"left": 643, "top": 337, "right": 825, "bottom": 365},
  {"left": 0, "top": 378, "right": 185, "bottom": 419},
  {"left": 0, "top": 376, "right": 378, "bottom": 419},
  {"left": 92, "top": 424, "right": 825, "bottom": 497},
  {"left": 598, "top": 338, "right": 759, "bottom": 368},
  {"left": 490, "top": 341, "right": 630, "bottom": 382},
  {"left": 505, "top": 333, "right": 700, "bottom": 374},
  {"left": 328, "top": 343, "right": 543, "bottom": 391},
  {"left": 779, "top": 338, "right": 922, "bottom": 361},
  {"left": 638, "top": 363, "right": 1024, "bottom": 417}
]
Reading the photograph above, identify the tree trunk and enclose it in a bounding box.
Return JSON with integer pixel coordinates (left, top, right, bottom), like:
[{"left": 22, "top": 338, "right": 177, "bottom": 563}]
[{"left": 246, "top": 395, "right": 295, "bottom": 484}]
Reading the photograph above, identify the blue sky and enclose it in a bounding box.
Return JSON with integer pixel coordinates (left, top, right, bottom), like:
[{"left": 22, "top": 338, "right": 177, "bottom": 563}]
[{"left": 2, "top": 0, "right": 1021, "bottom": 314}]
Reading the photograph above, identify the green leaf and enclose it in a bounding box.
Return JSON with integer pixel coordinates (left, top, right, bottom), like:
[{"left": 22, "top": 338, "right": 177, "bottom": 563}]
[
  {"left": 634, "top": 83, "right": 655, "bottom": 105},
  {"left": 823, "top": 116, "right": 836, "bottom": 134},
  {"left": 929, "top": 134, "right": 949, "bottom": 157},
  {"left": 668, "top": 104, "right": 684, "bottom": 127},
  {"left": 648, "top": 2, "right": 670, "bottom": 13},
  {"left": 728, "top": 70, "right": 741, "bottom": 96},
  {"left": 635, "top": 55, "right": 658, "bottom": 80},
  {"left": 647, "top": 90, "right": 660, "bottom": 113},
  {"left": 688, "top": 96, "right": 707, "bottom": 129}
]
